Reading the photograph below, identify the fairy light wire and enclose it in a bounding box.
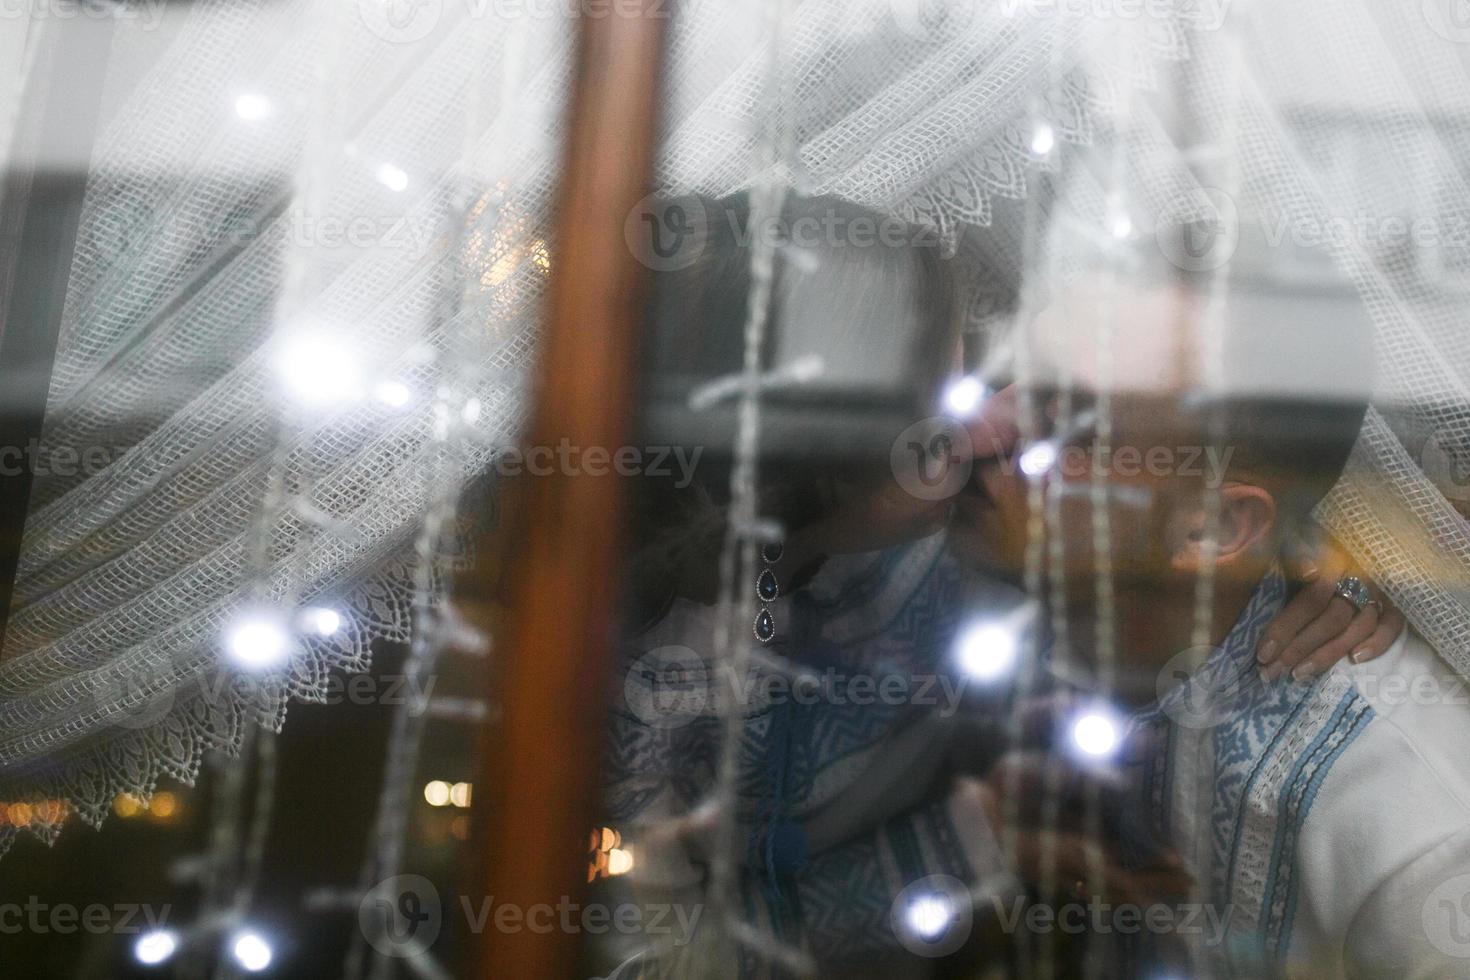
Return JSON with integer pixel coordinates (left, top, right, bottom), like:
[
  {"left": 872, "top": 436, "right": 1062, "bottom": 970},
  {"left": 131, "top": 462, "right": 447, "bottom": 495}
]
[
  {"left": 1075, "top": 17, "right": 1150, "bottom": 978},
  {"left": 1178, "top": 2, "right": 1248, "bottom": 969},
  {"left": 997, "top": 11, "right": 1087, "bottom": 977},
  {"left": 178, "top": 1, "right": 361, "bottom": 975},
  {"left": 347, "top": 9, "right": 502, "bottom": 980},
  {"left": 699, "top": 1, "right": 813, "bottom": 973}
]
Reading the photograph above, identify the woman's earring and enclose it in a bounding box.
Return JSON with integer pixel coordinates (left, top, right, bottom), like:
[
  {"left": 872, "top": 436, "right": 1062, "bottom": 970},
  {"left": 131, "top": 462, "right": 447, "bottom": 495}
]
[{"left": 753, "top": 541, "right": 782, "bottom": 644}]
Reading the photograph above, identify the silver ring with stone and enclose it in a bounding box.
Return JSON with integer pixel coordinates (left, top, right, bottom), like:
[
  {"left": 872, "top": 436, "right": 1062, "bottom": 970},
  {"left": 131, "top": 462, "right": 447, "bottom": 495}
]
[{"left": 1333, "top": 576, "right": 1373, "bottom": 612}]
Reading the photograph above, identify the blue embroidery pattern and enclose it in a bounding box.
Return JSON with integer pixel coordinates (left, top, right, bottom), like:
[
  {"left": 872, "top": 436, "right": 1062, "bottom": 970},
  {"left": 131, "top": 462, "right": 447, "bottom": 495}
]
[
  {"left": 1142, "top": 571, "right": 1377, "bottom": 972},
  {"left": 605, "top": 534, "right": 989, "bottom": 969}
]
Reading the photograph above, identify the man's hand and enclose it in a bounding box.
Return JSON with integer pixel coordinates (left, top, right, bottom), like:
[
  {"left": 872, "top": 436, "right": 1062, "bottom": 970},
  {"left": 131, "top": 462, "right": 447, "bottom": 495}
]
[{"left": 1258, "top": 531, "right": 1406, "bottom": 681}]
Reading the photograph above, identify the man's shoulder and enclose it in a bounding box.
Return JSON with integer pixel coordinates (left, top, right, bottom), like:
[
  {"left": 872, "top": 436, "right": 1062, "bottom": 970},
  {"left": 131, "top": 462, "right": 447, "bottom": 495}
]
[
  {"left": 1340, "top": 628, "right": 1470, "bottom": 802},
  {"left": 1304, "top": 628, "right": 1470, "bottom": 843},
  {"left": 1288, "top": 632, "right": 1470, "bottom": 969}
]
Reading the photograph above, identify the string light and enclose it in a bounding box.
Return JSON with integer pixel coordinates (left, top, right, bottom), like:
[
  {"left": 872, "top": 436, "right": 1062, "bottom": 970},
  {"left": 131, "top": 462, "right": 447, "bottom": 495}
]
[
  {"left": 36, "top": 799, "right": 66, "bottom": 824},
  {"left": 134, "top": 929, "right": 179, "bottom": 966},
  {"left": 448, "top": 782, "right": 472, "bottom": 808},
  {"left": 0, "top": 800, "right": 63, "bottom": 826},
  {"left": 230, "top": 931, "right": 273, "bottom": 973},
  {"left": 1029, "top": 121, "right": 1055, "bottom": 156},
  {"left": 303, "top": 607, "right": 341, "bottom": 638},
  {"left": 955, "top": 621, "right": 1017, "bottom": 681},
  {"left": 234, "top": 93, "right": 273, "bottom": 122},
  {"left": 904, "top": 894, "right": 954, "bottom": 939},
  {"left": 1019, "top": 440, "right": 1059, "bottom": 477},
  {"left": 588, "top": 827, "right": 629, "bottom": 880},
  {"left": 606, "top": 847, "right": 634, "bottom": 876},
  {"left": 1109, "top": 211, "right": 1134, "bottom": 239},
  {"left": 149, "top": 792, "right": 179, "bottom": 820},
  {"left": 276, "top": 333, "right": 363, "bottom": 406},
  {"left": 1107, "top": 193, "right": 1133, "bottom": 239},
  {"left": 942, "top": 375, "right": 986, "bottom": 417},
  {"left": 372, "top": 379, "right": 412, "bottom": 408},
  {"left": 225, "top": 615, "right": 291, "bottom": 669},
  {"left": 423, "top": 780, "right": 451, "bottom": 807},
  {"left": 1071, "top": 709, "right": 1123, "bottom": 760},
  {"left": 376, "top": 162, "right": 409, "bottom": 193}
]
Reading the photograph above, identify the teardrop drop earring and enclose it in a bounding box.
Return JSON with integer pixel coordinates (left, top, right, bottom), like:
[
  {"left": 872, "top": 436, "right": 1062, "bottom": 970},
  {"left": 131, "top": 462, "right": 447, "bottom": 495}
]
[{"left": 753, "top": 541, "right": 782, "bottom": 644}]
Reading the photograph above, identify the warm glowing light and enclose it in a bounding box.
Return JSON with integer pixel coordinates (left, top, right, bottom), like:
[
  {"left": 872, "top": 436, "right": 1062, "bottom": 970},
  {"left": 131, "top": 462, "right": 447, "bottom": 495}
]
[
  {"left": 373, "top": 380, "right": 412, "bottom": 408},
  {"left": 6, "top": 803, "right": 32, "bottom": 826},
  {"left": 304, "top": 607, "right": 341, "bottom": 638},
  {"left": 423, "top": 780, "right": 451, "bottom": 807},
  {"left": 529, "top": 239, "right": 551, "bottom": 274},
  {"left": 135, "top": 929, "right": 179, "bottom": 966},
  {"left": 1019, "top": 440, "right": 1059, "bottom": 477},
  {"left": 276, "top": 333, "right": 363, "bottom": 406},
  {"left": 234, "top": 93, "right": 273, "bottom": 122},
  {"left": 149, "top": 792, "right": 178, "bottom": 820},
  {"left": 114, "top": 794, "right": 143, "bottom": 818},
  {"left": 606, "top": 847, "right": 634, "bottom": 876},
  {"left": 225, "top": 615, "right": 291, "bottom": 669},
  {"left": 905, "top": 894, "right": 954, "bottom": 939},
  {"left": 449, "top": 782, "right": 472, "bottom": 808},
  {"left": 597, "top": 827, "right": 621, "bottom": 852},
  {"left": 37, "top": 799, "right": 66, "bottom": 823},
  {"left": 942, "top": 375, "right": 986, "bottom": 417},
  {"left": 482, "top": 237, "right": 552, "bottom": 288},
  {"left": 376, "top": 162, "right": 409, "bottom": 193},
  {"left": 231, "top": 931, "right": 273, "bottom": 973},
  {"left": 1029, "top": 122, "right": 1055, "bottom": 156},
  {"left": 486, "top": 249, "right": 521, "bottom": 287},
  {"left": 956, "top": 621, "right": 1018, "bottom": 681},
  {"left": 1072, "top": 711, "right": 1122, "bottom": 759}
]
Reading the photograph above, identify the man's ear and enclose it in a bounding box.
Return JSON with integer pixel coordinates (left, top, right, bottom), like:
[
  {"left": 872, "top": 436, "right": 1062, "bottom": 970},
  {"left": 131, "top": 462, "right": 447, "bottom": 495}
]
[{"left": 1169, "top": 483, "right": 1277, "bottom": 573}]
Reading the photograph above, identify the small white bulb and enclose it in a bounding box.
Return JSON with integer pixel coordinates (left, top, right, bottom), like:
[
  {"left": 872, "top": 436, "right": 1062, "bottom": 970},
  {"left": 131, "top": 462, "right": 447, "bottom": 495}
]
[
  {"left": 956, "top": 622, "right": 1017, "bottom": 681},
  {"left": 305, "top": 607, "right": 341, "bottom": 637},
  {"left": 373, "top": 380, "right": 412, "bottom": 408},
  {"left": 942, "top": 375, "right": 987, "bottom": 417},
  {"left": 231, "top": 931, "right": 273, "bottom": 973},
  {"left": 376, "top": 163, "right": 409, "bottom": 193},
  {"left": 134, "top": 929, "right": 178, "bottom": 966},
  {"left": 905, "top": 894, "right": 954, "bottom": 939},
  {"left": 234, "top": 93, "right": 273, "bottom": 122},
  {"left": 1019, "top": 440, "right": 1059, "bottom": 477},
  {"left": 1029, "top": 122, "right": 1055, "bottom": 156},
  {"left": 1072, "top": 711, "right": 1121, "bottom": 759},
  {"left": 226, "top": 616, "right": 290, "bottom": 669},
  {"left": 277, "top": 333, "right": 362, "bottom": 406}
]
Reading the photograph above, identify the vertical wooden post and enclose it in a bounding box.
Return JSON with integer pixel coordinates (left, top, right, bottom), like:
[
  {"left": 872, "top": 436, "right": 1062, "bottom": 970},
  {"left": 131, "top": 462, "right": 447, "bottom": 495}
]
[{"left": 470, "top": 4, "right": 666, "bottom": 977}]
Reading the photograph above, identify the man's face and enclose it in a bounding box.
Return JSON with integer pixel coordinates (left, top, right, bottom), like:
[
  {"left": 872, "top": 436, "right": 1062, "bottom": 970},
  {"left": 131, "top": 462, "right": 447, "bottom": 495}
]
[
  {"left": 947, "top": 282, "right": 1213, "bottom": 616},
  {"left": 949, "top": 388, "right": 1193, "bottom": 609}
]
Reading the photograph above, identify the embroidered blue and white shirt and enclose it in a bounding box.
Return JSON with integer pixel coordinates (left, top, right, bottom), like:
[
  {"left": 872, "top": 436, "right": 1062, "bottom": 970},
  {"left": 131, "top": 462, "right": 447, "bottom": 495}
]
[{"left": 1135, "top": 574, "right": 1470, "bottom": 976}]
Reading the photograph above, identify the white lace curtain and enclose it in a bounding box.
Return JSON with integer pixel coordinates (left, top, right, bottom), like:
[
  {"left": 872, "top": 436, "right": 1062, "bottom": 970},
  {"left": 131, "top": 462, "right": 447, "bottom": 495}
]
[{"left": 0, "top": 0, "right": 1465, "bottom": 869}]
